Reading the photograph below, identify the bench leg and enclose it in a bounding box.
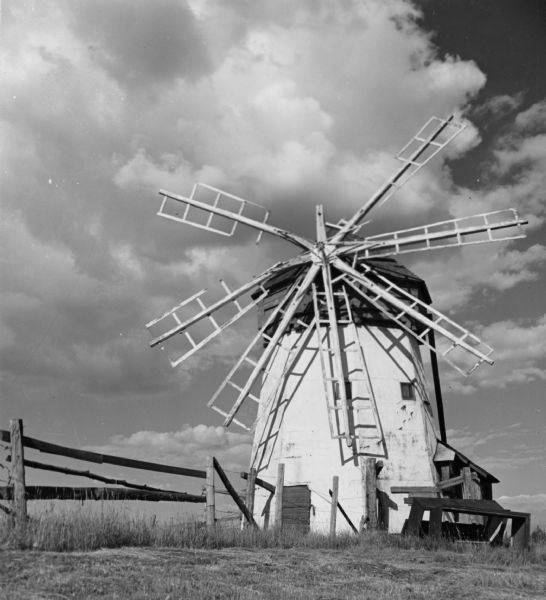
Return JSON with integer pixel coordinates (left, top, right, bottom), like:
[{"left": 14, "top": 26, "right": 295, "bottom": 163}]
[
  {"left": 429, "top": 507, "right": 443, "bottom": 539},
  {"left": 405, "top": 503, "right": 425, "bottom": 536},
  {"left": 511, "top": 516, "right": 530, "bottom": 552}
]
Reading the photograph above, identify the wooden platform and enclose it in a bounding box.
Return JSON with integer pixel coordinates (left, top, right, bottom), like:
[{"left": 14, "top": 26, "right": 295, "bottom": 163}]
[{"left": 404, "top": 497, "right": 531, "bottom": 551}]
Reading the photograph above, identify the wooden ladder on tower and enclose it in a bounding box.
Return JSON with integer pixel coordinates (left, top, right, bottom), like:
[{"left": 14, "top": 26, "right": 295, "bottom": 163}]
[{"left": 311, "top": 283, "right": 387, "bottom": 456}]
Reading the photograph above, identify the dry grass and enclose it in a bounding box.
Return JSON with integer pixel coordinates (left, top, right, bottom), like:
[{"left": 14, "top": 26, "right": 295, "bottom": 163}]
[{"left": 0, "top": 507, "right": 545, "bottom": 599}]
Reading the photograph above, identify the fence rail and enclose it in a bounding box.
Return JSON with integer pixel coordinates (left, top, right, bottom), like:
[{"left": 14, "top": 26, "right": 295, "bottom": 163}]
[
  {"left": 0, "top": 429, "right": 206, "bottom": 479},
  {"left": 0, "top": 486, "right": 204, "bottom": 503},
  {"left": 1, "top": 419, "right": 260, "bottom": 531}
]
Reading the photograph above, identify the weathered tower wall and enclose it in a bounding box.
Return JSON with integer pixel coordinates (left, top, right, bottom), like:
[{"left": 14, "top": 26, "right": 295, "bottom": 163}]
[{"left": 250, "top": 323, "right": 439, "bottom": 533}]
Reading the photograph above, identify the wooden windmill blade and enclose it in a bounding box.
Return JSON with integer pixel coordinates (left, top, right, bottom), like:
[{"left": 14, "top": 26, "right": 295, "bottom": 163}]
[
  {"left": 333, "top": 258, "right": 494, "bottom": 375},
  {"left": 331, "top": 116, "right": 464, "bottom": 241},
  {"left": 337, "top": 209, "right": 527, "bottom": 259},
  {"left": 205, "top": 271, "right": 308, "bottom": 429},
  {"left": 220, "top": 264, "right": 322, "bottom": 427},
  {"left": 145, "top": 254, "right": 311, "bottom": 355},
  {"left": 158, "top": 185, "right": 313, "bottom": 250},
  {"left": 211, "top": 263, "right": 322, "bottom": 428},
  {"left": 148, "top": 280, "right": 270, "bottom": 368}
]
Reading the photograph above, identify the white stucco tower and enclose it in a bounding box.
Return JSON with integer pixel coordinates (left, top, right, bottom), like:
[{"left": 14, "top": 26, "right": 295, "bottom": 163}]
[{"left": 249, "top": 259, "right": 441, "bottom": 533}]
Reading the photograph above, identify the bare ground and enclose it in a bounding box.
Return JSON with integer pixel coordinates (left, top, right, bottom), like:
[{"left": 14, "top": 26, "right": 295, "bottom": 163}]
[{"left": 1, "top": 545, "right": 545, "bottom": 600}]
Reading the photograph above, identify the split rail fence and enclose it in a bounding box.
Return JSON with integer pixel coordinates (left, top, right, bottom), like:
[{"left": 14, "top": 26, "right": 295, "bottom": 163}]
[
  {"left": 0, "top": 419, "right": 259, "bottom": 530},
  {"left": 3, "top": 420, "right": 529, "bottom": 549},
  {"left": 1, "top": 420, "right": 362, "bottom": 537}
]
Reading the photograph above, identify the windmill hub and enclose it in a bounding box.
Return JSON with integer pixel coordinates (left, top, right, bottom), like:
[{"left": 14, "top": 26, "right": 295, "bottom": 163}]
[{"left": 147, "top": 115, "right": 526, "bottom": 534}]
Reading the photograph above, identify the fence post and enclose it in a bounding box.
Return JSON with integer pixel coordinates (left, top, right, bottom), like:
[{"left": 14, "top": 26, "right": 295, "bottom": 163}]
[
  {"left": 10, "top": 419, "right": 26, "bottom": 525},
  {"left": 365, "top": 457, "right": 377, "bottom": 530},
  {"left": 244, "top": 467, "right": 257, "bottom": 528},
  {"left": 330, "top": 475, "right": 339, "bottom": 537},
  {"left": 206, "top": 456, "right": 215, "bottom": 530},
  {"left": 274, "top": 463, "right": 284, "bottom": 529}
]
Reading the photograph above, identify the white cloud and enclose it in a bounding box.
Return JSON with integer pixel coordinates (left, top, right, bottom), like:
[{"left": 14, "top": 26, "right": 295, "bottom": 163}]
[
  {"left": 498, "top": 493, "right": 546, "bottom": 526},
  {"left": 447, "top": 424, "right": 544, "bottom": 457},
  {"left": 441, "top": 315, "right": 546, "bottom": 393},
  {"left": 514, "top": 100, "right": 546, "bottom": 133},
  {"left": 450, "top": 99, "right": 546, "bottom": 227},
  {"left": 411, "top": 244, "right": 546, "bottom": 313},
  {"left": 86, "top": 424, "right": 252, "bottom": 473},
  {"left": 473, "top": 93, "right": 524, "bottom": 120}
]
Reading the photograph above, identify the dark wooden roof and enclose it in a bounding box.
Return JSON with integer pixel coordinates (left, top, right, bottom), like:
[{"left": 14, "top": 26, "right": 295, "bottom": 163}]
[
  {"left": 434, "top": 440, "right": 499, "bottom": 484},
  {"left": 254, "top": 256, "right": 432, "bottom": 334}
]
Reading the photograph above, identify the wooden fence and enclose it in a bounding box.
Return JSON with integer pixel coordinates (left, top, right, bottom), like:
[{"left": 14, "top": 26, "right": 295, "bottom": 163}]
[
  {"left": 1, "top": 419, "right": 374, "bottom": 537},
  {"left": 0, "top": 419, "right": 258, "bottom": 529}
]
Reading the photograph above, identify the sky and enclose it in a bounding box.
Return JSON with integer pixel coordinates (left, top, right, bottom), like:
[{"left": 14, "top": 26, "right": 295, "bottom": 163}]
[{"left": 1, "top": 0, "right": 545, "bottom": 525}]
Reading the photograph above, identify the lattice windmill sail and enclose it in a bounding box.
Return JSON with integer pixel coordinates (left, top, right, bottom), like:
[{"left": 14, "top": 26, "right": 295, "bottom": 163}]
[{"left": 146, "top": 116, "right": 526, "bottom": 533}]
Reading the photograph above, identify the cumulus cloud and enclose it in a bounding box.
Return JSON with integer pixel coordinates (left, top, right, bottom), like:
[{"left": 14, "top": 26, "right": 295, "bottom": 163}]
[
  {"left": 449, "top": 99, "right": 546, "bottom": 226},
  {"left": 86, "top": 424, "right": 252, "bottom": 473},
  {"left": 473, "top": 93, "right": 524, "bottom": 120},
  {"left": 447, "top": 423, "right": 544, "bottom": 458},
  {"left": 411, "top": 244, "right": 546, "bottom": 313},
  {"left": 0, "top": 0, "right": 488, "bottom": 406},
  {"left": 446, "top": 424, "right": 546, "bottom": 504},
  {"left": 62, "top": 0, "right": 212, "bottom": 88},
  {"left": 440, "top": 314, "right": 546, "bottom": 394},
  {"left": 498, "top": 494, "right": 546, "bottom": 526}
]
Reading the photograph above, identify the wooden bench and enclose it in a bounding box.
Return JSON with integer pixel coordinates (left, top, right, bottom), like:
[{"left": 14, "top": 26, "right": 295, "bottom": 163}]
[{"left": 404, "top": 497, "right": 531, "bottom": 551}]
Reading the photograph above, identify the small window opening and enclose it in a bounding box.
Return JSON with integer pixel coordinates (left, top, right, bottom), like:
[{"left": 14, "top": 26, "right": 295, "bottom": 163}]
[{"left": 400, "top": 381, "right": 415, "bottom": 400}]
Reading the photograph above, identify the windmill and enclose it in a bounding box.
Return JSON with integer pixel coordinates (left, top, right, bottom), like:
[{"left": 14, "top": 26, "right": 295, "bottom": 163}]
[{"left": 146, "top": 116, "right": 526, "bottom": 533}]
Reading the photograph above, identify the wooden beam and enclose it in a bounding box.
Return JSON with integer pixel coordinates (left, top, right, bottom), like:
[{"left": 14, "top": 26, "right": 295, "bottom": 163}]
[
  {"left": 10, "top": 419, "right": 26, "bottom": 523},
  {"left": 511, "top": 515, "right": 531, "bottom": 552},
  {"left": 391, "top": 486, "right": 438, "bottom": 494},
  {"left": 364, "top": 458, "right": 377, "bottom": 530},
  {"left": 244, "top": 468, "right": 257, "bottom": 528},
  {"left": 437, "top": 472, "right": 479, "bottom": 490},
  {"left": 428, "top": 330, "right": 447, "bottom": 443},
  {"left": 429, "top": 507, "right": 443, "bottom": 539},
  {"left": 212, "top": 457, "right": 257, "bottom": 528},
  {"left": 274, "top": 463, "right": 284, "bottom": 528},
  {"left": 329, "top": 488, "right": 358, "bottom": 534},
  {"left": 21, "top": 458, "right": 188, "bottom": 494},
  {"left": 403, "top": 497, "right": 530, "bottom": 518},
  {"left": 0, "top": 430, "right": 206, "bottom": 479},
  {"left": 262, "top": 492, "right": 273, "bottom": 530},
  {"left": 405, "top": 502, "right": 425, "bottom": 536},
  {"left": 0, "top": 486, "right": 205, "bottom": 503},
  {"left": 240, "top": 471, "right": 275, "bottom": 494},
  {"left": 377, "top": 490, "right": 390, "bottom": 531},
  {"left": 206, "top": 456, "right": 215, "bottom": 530},
  {"left": 461, "top": 467, "right": 482, "bottom": 524},
  {"left": 330, "top": 475, "right": 339, "bottom": 537}
]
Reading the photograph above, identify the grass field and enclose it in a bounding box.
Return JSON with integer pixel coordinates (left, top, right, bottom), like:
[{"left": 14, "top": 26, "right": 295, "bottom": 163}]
[{"left": 1, "top": 508, "right": 545, "bottom": 599}]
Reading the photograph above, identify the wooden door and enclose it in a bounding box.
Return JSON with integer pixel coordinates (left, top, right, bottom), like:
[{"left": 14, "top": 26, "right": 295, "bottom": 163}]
[{"left": 282, "top": 485, "right": 311, "bottom": 532}]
